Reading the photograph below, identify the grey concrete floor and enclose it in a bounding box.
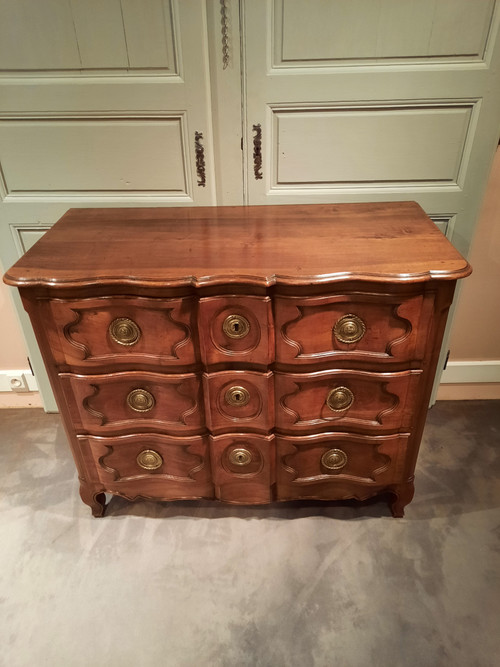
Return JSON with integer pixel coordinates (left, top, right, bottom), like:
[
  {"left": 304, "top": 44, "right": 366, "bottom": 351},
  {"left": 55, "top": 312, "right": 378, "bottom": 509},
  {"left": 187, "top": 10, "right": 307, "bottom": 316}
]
[{"left": 0, "top": 401, "right": 499, "bottom": 667}]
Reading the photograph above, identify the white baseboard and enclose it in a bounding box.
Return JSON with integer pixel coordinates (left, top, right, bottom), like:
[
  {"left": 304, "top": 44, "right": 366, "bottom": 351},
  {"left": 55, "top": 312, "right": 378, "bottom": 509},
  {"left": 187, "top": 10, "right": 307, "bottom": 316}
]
[
  {"left": 0, "top": 369, "right": 38, "bottom": 392},
  {"left": 440, "top": 360, "right": 500, "bottom": 384}
]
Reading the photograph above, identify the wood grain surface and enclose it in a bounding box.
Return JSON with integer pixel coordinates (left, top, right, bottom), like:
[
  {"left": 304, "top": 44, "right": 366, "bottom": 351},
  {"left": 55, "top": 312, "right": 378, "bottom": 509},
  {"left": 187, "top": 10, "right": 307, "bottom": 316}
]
[{"left": 4, "top": 202, "right": 471, "bottom": 289}]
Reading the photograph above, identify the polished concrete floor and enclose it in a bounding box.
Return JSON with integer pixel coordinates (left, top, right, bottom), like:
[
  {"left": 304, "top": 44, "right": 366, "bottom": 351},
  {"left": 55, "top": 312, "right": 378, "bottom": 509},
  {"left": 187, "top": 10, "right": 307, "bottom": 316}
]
[{"left": 0, "top": 401, "right": 499, "bottom": 667}]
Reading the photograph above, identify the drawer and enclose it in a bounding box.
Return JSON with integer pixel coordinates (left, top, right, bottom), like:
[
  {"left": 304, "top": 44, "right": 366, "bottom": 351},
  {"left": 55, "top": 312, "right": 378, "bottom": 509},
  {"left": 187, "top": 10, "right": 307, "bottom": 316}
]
[
  {"left": 45, "top": 296, "right": 198, "bottom": 370},
  {"left": 275, "top": 368, "right": 421, "bottom": 434},
  {"left": 209, "top": 433, "right": 275, "bottom": 504},
  {"left": 203, "top": 370, "right": 274, "bottom": 434},
  {"left": 198, "top": 295, "right": 273, "bottom": 366},
  {"left": 275, "top": 290, "right": 432, "bottom": 366},
  {"left": 61, "top": 371, "right": 204, "bottom": 435},
  {"left": 276, "top": 432, "right": 409, "bottom": 500},
  {"left": 77, "top": 433, "right": 213, "bottom": 501}
]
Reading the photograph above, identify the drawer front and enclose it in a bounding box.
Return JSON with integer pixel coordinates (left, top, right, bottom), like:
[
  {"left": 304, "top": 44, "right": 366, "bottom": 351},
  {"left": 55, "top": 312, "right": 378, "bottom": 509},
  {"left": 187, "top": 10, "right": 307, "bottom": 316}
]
[
  {"left": 276, "top": 432, "right": 409, "bottom": 500},
  {"left": 61, "top": 371, "right": 204, "bottom": 435},
  {"left": 210, "top": 433, "right": 275, "bottom": 504},
  {"left": 78, "top": 433, "right": 213, "bottom": 500},
  {"left": 203, "top": 370, "right": 274, "bottom": 434},
  {"left": 46, "top": 296, "right": 198, "bottom": 370},
  {"left": 275, "top": 291, "right": 431, "bottom": 366},
  {"left": 198, "top": 295, "right": 273, "bottom": 366},
  {"left": 275, "top": 369, "right": 421, "bottom": 434}
]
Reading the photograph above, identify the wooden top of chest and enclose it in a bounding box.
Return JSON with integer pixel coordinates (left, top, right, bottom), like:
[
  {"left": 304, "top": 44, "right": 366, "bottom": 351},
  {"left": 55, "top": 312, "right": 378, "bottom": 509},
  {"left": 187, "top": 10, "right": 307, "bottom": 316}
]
[{"left": 4, "top": 202, "right": 471, "bottom": 289}]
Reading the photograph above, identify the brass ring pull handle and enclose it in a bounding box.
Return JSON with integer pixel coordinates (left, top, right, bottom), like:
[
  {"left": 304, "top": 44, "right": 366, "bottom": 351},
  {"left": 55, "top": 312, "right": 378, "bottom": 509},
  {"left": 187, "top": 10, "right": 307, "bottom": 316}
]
[
  {"left": 109, "top": 317, "right": 141, "bottom": 346},
  {"left": 326, "top": 386, "right": 354, "bottom": 412},
  {"left": 222, "top": 314, "right": 250, "bottom": 339},
  {"left": 137, "top": 449, "right": 163, "bottom": 470},
  {"left": 225, "top": 385, "right": 250, "bottom": 407},
  {"left": 321, "top": 448, "right": 348, "bottom": 471},
  {"left": 127, "top": 388, "right": 155, "bottom": 412},
  {"left": 228, "top": 447, "right": 252, "bottom": 466},
  {"left": 333, "top": 314, "right": 366, "bottom": 344}
]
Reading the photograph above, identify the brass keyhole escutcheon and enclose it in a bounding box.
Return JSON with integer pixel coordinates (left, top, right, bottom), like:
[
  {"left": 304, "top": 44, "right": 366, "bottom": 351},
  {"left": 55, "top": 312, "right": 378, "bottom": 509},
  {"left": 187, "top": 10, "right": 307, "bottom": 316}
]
[
  {"left": 333, "top": 314, "right": 366, "bottom": 344},
  {"left": 137, "top": 449, "right": 163, "bottom": 470},
  {"left": 109, "top": 317, "right": 141, "bottom": 346},
  {"left": 326, "top": 386, "right": 354, "bottom": 412},
  {"left": 228, "top": 447, "right": 252, "bottom": 466},
  {"left": 321, "top": 448, "right": 348, "bottom": 471},
  {"left": 225, "top": 385, "right": 251, "bottom": 407},
  {"left": 127, "top": 388, "right": 155, "bottom": 412},
  {"left": 223, "top": 314, "right": 250, "bottom": 339}
]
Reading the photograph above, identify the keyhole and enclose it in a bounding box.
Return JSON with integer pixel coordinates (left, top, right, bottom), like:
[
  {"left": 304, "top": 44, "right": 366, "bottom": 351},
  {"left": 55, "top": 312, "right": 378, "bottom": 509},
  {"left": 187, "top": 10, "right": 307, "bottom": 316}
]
[
  {"left": 236, "top": 453, "right": 244, "bottom": 462},
  {"left": 223, "top": 314, "right": 250, "bottom": 339},
  {"left": 225, "top": 385, "right": 250, "bottom": 407}
]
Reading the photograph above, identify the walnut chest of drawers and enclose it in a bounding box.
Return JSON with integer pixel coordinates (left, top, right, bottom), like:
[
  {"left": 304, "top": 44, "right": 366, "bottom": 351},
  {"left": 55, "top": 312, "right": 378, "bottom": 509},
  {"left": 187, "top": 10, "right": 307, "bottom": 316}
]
[{"left": 4, "top": 203, "right": 471, "bottom": 517}]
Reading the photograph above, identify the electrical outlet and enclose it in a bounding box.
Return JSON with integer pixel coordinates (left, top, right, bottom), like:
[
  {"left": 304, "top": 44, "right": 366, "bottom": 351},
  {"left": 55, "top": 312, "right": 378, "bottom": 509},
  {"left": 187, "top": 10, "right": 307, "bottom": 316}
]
[{"left": 7, "top": 374, "right": 30, "bottom": 393}]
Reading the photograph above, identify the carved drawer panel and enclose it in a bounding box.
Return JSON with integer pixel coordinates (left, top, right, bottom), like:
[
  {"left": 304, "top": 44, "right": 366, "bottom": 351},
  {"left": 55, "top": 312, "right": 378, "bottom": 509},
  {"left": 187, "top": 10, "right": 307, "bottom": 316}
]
[
  {"left": 78, "top": 432, "right": 213, "bottom": 500},
  {"left": 198, "top": 295, "right": 274, "bottom": 366},
  {"left": 45, "top": 296, "right": 198, "bottom": 370},
  {"left": 60, "top": 371, "right": 204, "bottom": 435},
  {"left": 276, "top": 432, "right": 409, "bottom": 501},
  {"left": 203, "top": 370, "right": 274, "bottom": 434},
  {"left": 275, "top": 290, "right": 432, "bottom": 366},
  {"left": 209, "top": 433, "right": 275, "bottom": 504},
  {"left": 275, "top": 369, "right": 421, "bottom": 434}
]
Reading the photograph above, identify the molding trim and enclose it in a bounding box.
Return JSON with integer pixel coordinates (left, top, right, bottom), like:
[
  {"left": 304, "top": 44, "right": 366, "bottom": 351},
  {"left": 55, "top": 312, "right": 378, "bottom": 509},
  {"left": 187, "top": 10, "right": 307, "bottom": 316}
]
[{"left": 440, "top": 360, "right": 500, "bottom": 384}]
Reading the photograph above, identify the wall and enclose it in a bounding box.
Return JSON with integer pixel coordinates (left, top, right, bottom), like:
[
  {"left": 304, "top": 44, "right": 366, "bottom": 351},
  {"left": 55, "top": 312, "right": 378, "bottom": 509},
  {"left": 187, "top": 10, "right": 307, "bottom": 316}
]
[
  {"left": 0, "top": 276, "right": 28, "bottom": 369},
  {"left": 437, "top": 146, "right": 500, "bottom": 399},
  {"left": 449, "top": 148, "right": 500, "bottom": 359},
  {"left": 0, "top": 265, "right": 42, "bottom": 407}
]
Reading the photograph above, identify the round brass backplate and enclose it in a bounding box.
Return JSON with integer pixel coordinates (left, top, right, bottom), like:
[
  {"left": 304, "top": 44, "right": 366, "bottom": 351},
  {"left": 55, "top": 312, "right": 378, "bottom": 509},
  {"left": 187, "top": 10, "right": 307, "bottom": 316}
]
[
  {"left": 127, "top": 388, "right": 155, "bottom": 412},
  {"left": 333, "top": 314, "right": 366, "bottom": 344},
  {"left": 222, "top": 314, "right": 250, "bottom": 339},
  {"left": 225, "top": 385, "right": 251, "bottom": 407},
  {"left": 326, "top": 386, "right": 354, "bottom": 412},
  {"left": 137, "top": 449, "right": 163, "bottom": 470},
  {"left": 228, "top": 447, "right": 252, "bottom": 466},
  {"left": 109, "top": 317, "right": 141, "bottom": 346},
  {"left": 321, "top": 448, "right": 348, "bottom": 471}
]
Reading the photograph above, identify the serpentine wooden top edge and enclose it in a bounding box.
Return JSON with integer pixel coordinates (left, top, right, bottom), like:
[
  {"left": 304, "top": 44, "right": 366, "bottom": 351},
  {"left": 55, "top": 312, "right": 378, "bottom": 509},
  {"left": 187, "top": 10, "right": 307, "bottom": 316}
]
[{"left": 4, "top": 202, "right": 471, "bottom": 289}]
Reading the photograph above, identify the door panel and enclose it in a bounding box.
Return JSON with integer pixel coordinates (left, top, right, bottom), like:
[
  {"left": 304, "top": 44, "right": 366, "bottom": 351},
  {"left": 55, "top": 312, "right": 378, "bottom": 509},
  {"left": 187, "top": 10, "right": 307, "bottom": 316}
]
[
  {"left": 0, "top": 0, "right": 217, "bottom": 410},
  {"left": 0, "top": 115, "right": 192, "bottom": 198},
  {"left": 243, "top": 1, "right": 500, "bottom": 399},
  {"left": 271, "top": 103, "right": 473, "bottom": 189},
  {"left": 244, "top": 1, "right": 500, "bottom": 252},
  {"left": 0, "top": 0, "right": 178, "bottom": 73},
  {"left": 0, "top": 0, "right": 215, "bottom": 206},
  {"left": 274, "top": 0, "right": 495, "bottom": 65}
]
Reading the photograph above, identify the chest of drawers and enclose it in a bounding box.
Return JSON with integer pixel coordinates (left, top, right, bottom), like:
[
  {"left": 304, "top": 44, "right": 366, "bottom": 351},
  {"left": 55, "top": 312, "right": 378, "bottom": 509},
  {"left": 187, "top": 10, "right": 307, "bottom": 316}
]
[{"left": 4, "top": 203, "right": 471, "bottom": 517}]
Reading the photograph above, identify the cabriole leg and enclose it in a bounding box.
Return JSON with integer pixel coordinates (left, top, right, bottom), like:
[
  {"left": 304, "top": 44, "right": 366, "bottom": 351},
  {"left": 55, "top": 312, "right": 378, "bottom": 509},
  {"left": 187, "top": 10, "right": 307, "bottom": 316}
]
[
  {"left": 79, "top": 482, "right": 107, "bottom": 517},
  {"left": 388, "top": 480, "right": 415, "bottom": 518}
]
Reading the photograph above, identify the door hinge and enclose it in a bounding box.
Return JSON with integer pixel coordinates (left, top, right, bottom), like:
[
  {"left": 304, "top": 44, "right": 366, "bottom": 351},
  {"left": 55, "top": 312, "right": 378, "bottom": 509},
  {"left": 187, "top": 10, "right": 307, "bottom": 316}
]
[
  {"left": 443, "top": 349, "right": 450, "bottom": 370},
  {"left": 240, "top": 137, "right": 243, "bottom": 151}
]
